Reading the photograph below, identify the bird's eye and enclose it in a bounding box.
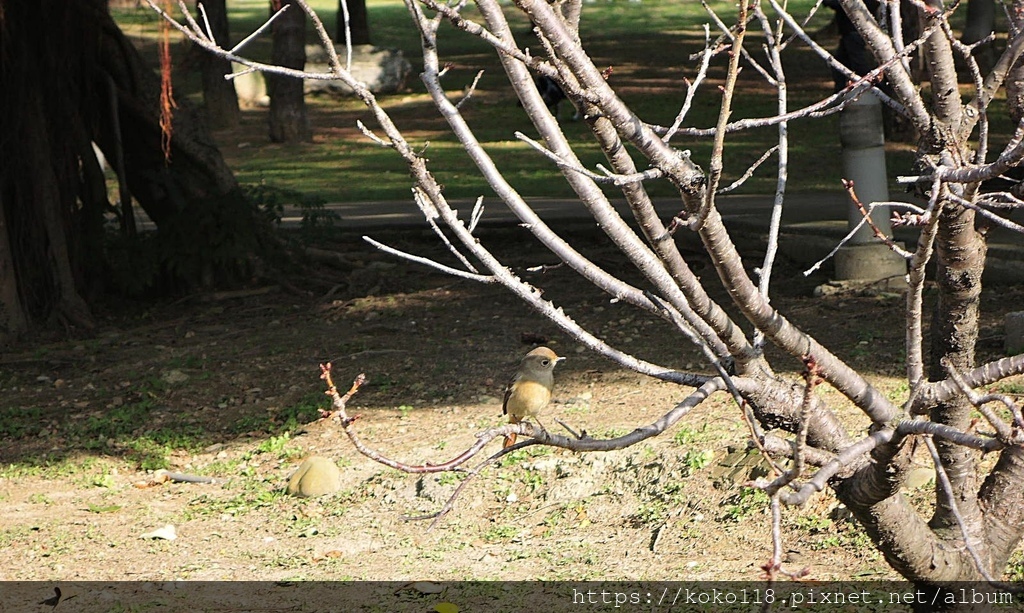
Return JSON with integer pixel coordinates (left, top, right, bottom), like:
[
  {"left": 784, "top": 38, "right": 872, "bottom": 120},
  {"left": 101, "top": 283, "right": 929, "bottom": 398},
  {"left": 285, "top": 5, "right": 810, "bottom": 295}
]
[{"left": 542, "top": 359, "right": 550, "bottom": 366}]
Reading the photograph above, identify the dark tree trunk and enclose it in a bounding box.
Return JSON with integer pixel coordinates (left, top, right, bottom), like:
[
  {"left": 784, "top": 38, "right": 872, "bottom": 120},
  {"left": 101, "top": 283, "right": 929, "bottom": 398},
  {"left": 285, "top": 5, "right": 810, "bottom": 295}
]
[
  {"left": 268, "top": 0, "right": 311, "bottom": 143},
  {"left": 197, "top": 0, "right": 240, "bottom": 129},
  {"left": 962, "top": 0, "right": 995, "bottom": 70},
  {"left": 93, "top": 3, "right": 239, "bottom": 226},
  {"left": 0, "top": 0, "right": 261, "bottom": 339},
  {"left": 337, "top": 0, "right": 371, "bottom": 46},
  {"left": 0, "top": 193, "right": 28, "bottom": 343}
]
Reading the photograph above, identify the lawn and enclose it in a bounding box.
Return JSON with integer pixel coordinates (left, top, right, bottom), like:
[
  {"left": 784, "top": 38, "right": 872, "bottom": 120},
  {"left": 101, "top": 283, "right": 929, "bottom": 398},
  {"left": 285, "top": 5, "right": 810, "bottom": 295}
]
[{"left": 107, "top": 0, "right": 990, "bottom": 203}]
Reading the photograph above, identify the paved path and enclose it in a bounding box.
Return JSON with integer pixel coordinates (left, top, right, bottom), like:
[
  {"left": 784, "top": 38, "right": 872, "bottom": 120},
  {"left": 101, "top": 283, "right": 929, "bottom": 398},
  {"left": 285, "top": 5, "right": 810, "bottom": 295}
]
[{"left": 286, "top": 192, "right": 1022, "bottom": 279}]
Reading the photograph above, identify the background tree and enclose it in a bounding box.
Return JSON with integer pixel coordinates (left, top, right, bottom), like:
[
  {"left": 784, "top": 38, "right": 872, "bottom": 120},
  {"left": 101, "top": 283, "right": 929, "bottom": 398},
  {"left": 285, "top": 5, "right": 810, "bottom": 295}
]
[
  {"left": 268, "top": 0, "right": 311, "bottom": 142},
  {"left": 197, "top": 0, "right": 241, "bottom": 128},
  {"left": 155, "top": 0, "right": 1024, "bottom": 601},
  {"left": 338, "top": 0, "right": 372, "bottom": 46},
  {"left": 0, "top": 0, "right": 264, "bottom": 343}
]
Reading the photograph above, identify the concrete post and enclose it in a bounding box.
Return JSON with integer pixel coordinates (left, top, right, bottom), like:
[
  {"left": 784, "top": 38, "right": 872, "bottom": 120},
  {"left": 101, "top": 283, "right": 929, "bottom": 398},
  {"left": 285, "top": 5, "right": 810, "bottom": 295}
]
[{"left": 834, "top": 92, "right": 907, "bottom": 283}]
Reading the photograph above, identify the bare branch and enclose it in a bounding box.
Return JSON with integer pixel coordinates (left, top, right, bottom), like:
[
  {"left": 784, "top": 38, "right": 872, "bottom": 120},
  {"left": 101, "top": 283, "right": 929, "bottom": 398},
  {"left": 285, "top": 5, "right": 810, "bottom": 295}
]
[
  {"left": 802, "top": 200, "right": 918, "bottom": 276},
  {"left": 943, "top": 359, "right": 1024, "bottom": 442},
  {"left": 842, "top": 180, "right": 914, "bottom": 257},
  {"left": 362, "top": 236, "right": 494, "bottom": 283},
  {"left": 716, "top": 146, "right": 779, "bottom": 195},
  {"left": 664, "top": 24, "right": 716, "bottom": 144},
  {"left": 515, "top": 131, "right": 664, "bottom": 185}
]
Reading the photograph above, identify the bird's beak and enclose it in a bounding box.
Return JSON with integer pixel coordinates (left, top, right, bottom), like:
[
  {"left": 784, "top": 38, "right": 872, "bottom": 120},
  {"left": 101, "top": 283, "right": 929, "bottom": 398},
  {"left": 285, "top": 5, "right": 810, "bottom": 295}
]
[{"left": 556, "top": 356, "right": 567, "bottom": 363}]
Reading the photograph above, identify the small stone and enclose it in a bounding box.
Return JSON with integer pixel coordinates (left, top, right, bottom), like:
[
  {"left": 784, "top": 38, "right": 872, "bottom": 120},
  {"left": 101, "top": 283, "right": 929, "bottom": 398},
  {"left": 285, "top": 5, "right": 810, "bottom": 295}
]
[
  {"left": 286, "top": 456, "right": 342, "bottom": 498},
  {"left": 162, "top": 369, "right": 189, "bottom": 385}
]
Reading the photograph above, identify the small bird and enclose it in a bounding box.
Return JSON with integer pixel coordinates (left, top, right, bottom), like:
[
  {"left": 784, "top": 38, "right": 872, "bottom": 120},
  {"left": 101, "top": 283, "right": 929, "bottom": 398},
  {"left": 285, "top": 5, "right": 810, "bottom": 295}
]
[
  {"left": 39, "top": 587, "right": 61, "bottom": 609},
  {"left": 502, "top": 346, "right": 564, "bottom": 448}
]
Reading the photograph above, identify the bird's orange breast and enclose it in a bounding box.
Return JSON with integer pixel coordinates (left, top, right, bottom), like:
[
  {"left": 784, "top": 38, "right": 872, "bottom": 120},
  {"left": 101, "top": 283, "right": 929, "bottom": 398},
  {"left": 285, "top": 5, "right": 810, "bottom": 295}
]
[{"left": 505, "top": 380, "right": 551, "bottom": 418}]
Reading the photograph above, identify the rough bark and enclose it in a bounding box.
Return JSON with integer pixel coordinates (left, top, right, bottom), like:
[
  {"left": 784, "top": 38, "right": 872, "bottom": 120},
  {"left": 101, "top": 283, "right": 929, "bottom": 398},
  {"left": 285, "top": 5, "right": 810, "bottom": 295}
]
[
  {"left": 929, "top": 204, "right": 987, "bottom": 524},
  {"left": 197, "top": 0, "right": 240, "bottom": 129},
  {"left": 268, "top": 0, "right": 311, "bottom": 143},
  {"left": 979, "top": 446, "right": 1024, "bottom": 568}
]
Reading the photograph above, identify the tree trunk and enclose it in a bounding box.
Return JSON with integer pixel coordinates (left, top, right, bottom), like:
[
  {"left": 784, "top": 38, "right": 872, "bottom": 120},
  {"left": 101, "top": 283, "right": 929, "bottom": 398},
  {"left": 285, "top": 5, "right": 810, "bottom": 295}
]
[
  {"left": 268, "top": 0, "right": 311, "bottom": 143},
  {"left": 197, "top": 0, "right": 240, "bottom": 129},
  {"left": 0, "top": 192, "right": 28, "bottom": 344},
  {"left": 0, "top": 0, "right": 261, "bottom": 335},
  {"left": 337, "top": 0, "right": 371, "bottom": 46},
  {"left": 962, "top": 0, "right": 995, "bottom": 71},
  {"left": 94, "top": 3, "right": 240, "bottom": 226}
]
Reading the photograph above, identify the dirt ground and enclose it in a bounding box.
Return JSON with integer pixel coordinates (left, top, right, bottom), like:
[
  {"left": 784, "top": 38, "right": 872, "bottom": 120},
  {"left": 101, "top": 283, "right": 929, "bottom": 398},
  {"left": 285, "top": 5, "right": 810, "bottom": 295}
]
[{"left": 1, "top": 221, "right": 1021, "bottom": 586}]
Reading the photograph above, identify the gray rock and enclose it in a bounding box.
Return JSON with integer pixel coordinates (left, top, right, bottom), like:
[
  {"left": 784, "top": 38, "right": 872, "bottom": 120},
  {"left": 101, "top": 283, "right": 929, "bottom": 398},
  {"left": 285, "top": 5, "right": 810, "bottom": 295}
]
[{"left": 304, "top": 44, "right": 411, "bottom": 96}]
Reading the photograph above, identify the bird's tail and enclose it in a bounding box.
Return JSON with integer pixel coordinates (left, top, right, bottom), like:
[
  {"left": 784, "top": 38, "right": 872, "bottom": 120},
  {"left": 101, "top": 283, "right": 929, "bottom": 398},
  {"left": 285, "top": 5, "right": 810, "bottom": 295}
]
[{"left": 503, "top": 415, "right": 520, "bottom": 448}]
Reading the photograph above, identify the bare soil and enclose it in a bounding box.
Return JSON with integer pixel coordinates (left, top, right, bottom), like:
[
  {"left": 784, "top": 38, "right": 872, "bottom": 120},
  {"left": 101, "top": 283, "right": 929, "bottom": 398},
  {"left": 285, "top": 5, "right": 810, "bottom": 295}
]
[{"left": 1, "top": 222, "right": 1021, "bottom": 584}]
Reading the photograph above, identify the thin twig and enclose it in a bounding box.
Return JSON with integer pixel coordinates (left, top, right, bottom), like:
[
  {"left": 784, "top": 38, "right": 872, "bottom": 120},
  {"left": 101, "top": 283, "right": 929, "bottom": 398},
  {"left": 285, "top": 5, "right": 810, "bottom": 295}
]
[{"left": 362, "top": 236, "right": 494, "bottom": 282}]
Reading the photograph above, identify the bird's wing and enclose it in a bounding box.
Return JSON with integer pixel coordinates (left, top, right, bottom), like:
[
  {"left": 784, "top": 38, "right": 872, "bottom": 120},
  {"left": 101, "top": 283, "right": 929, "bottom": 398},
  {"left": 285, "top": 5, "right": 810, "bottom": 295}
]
[{"left": 501, "top": 373, "right": 518, "bottom": 416}]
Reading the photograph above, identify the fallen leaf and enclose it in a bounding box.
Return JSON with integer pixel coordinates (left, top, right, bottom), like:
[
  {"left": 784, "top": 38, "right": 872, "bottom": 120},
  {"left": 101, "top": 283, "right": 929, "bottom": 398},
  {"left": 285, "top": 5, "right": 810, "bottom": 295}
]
[{"left": 434, "top": 603, "right": 460, "bottom": 613}]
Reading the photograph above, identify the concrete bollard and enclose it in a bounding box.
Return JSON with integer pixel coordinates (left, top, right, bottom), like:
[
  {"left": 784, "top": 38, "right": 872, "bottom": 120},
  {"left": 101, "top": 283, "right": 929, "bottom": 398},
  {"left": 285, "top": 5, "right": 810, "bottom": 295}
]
[{"left": 835, "top": 91, "right": 907, "bottom": 284}]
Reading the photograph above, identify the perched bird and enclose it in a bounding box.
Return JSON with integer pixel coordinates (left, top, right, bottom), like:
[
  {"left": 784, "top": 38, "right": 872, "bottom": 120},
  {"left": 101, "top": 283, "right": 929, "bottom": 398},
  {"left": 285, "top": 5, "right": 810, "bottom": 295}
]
[{"left": 502, "top": 346, "right": 564, "bottom": 448}]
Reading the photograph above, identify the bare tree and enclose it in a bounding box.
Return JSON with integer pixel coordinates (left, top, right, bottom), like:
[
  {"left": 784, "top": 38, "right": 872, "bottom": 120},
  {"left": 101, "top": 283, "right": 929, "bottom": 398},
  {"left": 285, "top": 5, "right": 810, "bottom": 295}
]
[{"left": 150, "top": 0, "right": 1024, "bottom": 598}]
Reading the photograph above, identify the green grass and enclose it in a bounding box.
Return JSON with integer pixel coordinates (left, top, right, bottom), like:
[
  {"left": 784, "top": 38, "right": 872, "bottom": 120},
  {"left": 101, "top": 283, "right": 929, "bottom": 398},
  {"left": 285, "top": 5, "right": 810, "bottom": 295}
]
[
  {"left": 0, "top": 379, "right": 327, "bottom": 478},
  {"left": 112, "top": 0, "right": 939, "bottom": 204}
]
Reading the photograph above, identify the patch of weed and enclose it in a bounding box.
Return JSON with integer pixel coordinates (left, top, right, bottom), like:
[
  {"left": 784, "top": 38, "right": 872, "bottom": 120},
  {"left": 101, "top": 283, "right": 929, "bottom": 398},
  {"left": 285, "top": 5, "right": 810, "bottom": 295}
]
[
  {"left": 482, "top": 524, "right": 518, "bottom": 543},
  {"left": 682, "top": 449, "right": 715, "bottom": 472},
  {"left": 233, "top": 393, "right": 325, "bottom": 434},
  {"left": 0, "top": 405, "right": 44, "bottom": 439},
  {"left": 249, "top": 432, "right": 304, "bottom": 461},
  {"left": 722, "top": 487, "right": 770, "bottom": 521},
  {"left": 28, "top": 493, "right": 52, "bottom": 505},
  {"left": 182, "top": 487, "right": 283, "bottom": 520},
  {"left": 672, "top": 424, "right": 711, "bottom": 446}
]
